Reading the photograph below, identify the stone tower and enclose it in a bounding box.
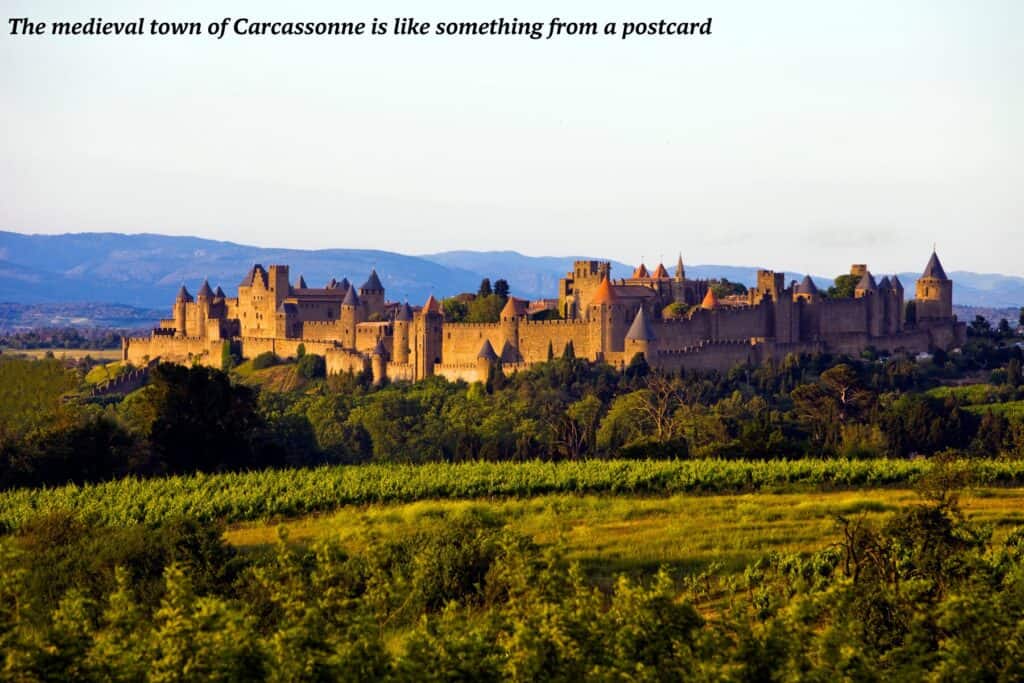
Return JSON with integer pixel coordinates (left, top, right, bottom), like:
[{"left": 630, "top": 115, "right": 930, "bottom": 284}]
[
  {"left": 174, "top": 285, "right": 192, "bottom": 337},
  {"left": 196, "top": 279, "right": 213, "bottom": 339},
  {"left": 915, "top": 251, "right": 953, "bottom": 321},
  {"left": 340, "top": 286, "right": 360, "bottom": 349},
  {"left": 415, "top": 295, "right": 443, "bottom": 379},
  {"left": 393, "top": 302, "right": 412, "bottom": 364},
  {"left": 625, "top": 307, "right": 656, "bottom": 361},
  {"left": 588, "top": 276, "right": 626, "bottom": 359},
  {"left": 267, "top": 265, "right": 290, "bottom": 314},
  {"left": 371, "top": 339, "right": 387, "bottom": 386},
  {"left": 500, "top": 297, "right": 526, "bottom": 361},
  {"left": 476, "top": 339, "right": 499, "bottom": 383},
  {"left": 359, "top": 269, "right": 386, "bottom": 318}
]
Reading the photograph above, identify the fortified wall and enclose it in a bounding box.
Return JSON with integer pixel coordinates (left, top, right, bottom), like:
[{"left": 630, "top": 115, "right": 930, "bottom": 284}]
[{"left": 123, "top": 250, "right": 967, "bottom": 384}]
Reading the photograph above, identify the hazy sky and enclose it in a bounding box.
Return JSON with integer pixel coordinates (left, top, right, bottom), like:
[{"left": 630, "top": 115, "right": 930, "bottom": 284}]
[{"left": 2, "top": 0, "right": 1021, "bottom": 276}]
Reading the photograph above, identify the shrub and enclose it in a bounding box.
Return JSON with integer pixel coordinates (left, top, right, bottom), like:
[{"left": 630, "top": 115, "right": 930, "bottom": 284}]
[
  {"left": 251, "top": 352, "right": 279, "bottom": 370},
  {"left": 296, "top": 353, "right": 326, "bottom": 379}
]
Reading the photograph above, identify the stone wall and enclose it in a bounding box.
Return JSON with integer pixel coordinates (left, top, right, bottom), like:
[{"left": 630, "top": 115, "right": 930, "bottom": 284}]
[
  {"left": 440, "top": 323, "right": 507, "bottom": 365},
  {"left": 517, "top": 319, "right": 592, "bottom": 362}
]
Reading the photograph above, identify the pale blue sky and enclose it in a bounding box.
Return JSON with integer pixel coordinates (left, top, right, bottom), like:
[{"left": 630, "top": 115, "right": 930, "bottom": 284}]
[{"left": 2, "top": 0, "right": 1021, "bottom": 276}]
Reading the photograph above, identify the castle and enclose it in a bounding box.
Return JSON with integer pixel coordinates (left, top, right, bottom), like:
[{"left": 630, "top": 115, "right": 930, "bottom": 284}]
[{"left": 122, "top": 251, "right": 966, "bottom": 383}]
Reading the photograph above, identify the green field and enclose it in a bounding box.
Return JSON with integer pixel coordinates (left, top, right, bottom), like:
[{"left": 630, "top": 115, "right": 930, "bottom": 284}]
[
  {"left": 224, "top": 487, "right": 1024, "bottom": 578},
  {"left": 6, "top": 458, "right": 1024, "bottom": 531},
  {"left": 0, "top": 347, "right": 122, "bottom": 361}
]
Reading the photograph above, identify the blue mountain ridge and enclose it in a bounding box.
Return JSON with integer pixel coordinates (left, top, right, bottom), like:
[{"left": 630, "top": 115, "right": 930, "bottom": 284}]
[{"left": 2, "top": 231, "right": 1021, "bottom": 310}]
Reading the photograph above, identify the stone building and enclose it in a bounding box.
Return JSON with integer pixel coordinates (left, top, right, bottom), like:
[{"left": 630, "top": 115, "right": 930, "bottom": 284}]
[{"left": 123, "top": 251, "right": 966, "bottom": 383}]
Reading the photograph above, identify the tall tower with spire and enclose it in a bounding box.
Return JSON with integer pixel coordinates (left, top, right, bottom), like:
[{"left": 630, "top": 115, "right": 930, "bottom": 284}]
[{"left": 914, "top": 250, "right": 953, "bottom": 321}]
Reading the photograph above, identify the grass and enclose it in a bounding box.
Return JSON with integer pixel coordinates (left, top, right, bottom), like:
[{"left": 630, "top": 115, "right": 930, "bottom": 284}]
[
  {"left": 5, "top": 459, "right": 1024, "bottom": 532},
  {"left": 1, "top": 348, "right": 122, "bottom": 361},
  {"left": 965, "top": 400, "right": 1024, "bottom": 418},
  {"left": 224, "top": 487, "right": 1024, "bottom": 579}
]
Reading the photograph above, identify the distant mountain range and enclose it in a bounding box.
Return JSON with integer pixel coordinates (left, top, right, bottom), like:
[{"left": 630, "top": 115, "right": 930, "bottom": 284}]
[{"left": 1, "top": 232, "right": 1022, "bottom": 318}]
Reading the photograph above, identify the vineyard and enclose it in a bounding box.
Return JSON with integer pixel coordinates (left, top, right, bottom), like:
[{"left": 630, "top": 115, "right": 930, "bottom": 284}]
[{"left": 3, "top": 457, "right": 1024, "bottom": 530}]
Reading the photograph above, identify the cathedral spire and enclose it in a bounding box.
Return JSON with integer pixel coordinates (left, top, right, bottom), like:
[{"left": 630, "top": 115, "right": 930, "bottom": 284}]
[{"left": 675, "top": 253, "right": 685, "bottom": 280}]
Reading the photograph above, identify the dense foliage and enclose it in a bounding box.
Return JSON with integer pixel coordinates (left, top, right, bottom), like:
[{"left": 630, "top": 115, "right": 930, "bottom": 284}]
[
  {"left": 2, "top": 332, "right": 1024, "bottom": 489},
  {"left": 0, "top": 469, "right": 1021, "bottom": 680}
]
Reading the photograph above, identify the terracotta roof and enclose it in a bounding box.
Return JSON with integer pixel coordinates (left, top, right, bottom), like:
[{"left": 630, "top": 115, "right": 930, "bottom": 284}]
[
  {"left": 922, "top": 251, "right": 948, "bottom": 280},
  {"left": 625, "top": 308, "right": 656, "bottom": 341},
  {"left": 477, "top": 339, "right": 498, "bottom": 361},
  {"left": 342, "top": 286, "right": 360, "bottom": 306},
  {"left": 325, "top": 277, "right": 339, "bottom": 289},
  {"left": 360, "top": 269, "right": 384, "bottom": 291},
  {"left": 856, "top": 271, "right": 878, "bottom": 291},
  {"left": 795, "top": 275, "right": 819, "bottom": 295},
  {"left": 214, "top": 286, "right": 226, "bottom": 298},
  {"left": 632, "top": 263, "right": 650, "bottom": 279},
  {"left": 196, "top": 280, "right": 213, "bottom": 298},
  {"left": 395, "top": 302, "right": 413, "bottom": 322},
  {"left": 891, "top": 275, "right": 903, "bottom": 289},
  {"left": 652, "top": 263, "right": 670, "bottom": 279},
  {"left": 878, "top": 276, "right": 892, "bottom": 291},
  {"left": 701, "top": 288, "right": 719, "bottom": 309},
  {"left": 176, "top": 285, "right": 194, "bottom": 303},
  {"left": 590, "top": 277, "right": 619, "bottom": 305},
  {"left": 423, "top": 294, "right": 442, "bottom": 314},
  {"left": 372, "top": 339, "right": 387, "bottom": 356},
  {"left": 501, "top": 297, "right": 528, "bottom": 318}
]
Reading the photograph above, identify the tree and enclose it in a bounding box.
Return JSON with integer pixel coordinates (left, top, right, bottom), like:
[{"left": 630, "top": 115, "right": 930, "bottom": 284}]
[
  {"left": 1007, "top": 358, "right": 1021, "bottom": 389},
  {"left": 478, "top": 278, "right": 492, "bottom": 297},
  {"left": 220, "top": 341, "right": 234, "bottom": 372},
  {"left": 710, "top": 279, "right": 747, "bottom": 298},
  {"left": 827, "top": 274, "right": 859, "bottom": 299},
  {"left": 662, "top": 302, "right": 691, "bottom": 319},
  {"left": 969, "top": 315, "right": 992, "bottom": 338},
  {"left": 546, "top": 341, "right": 554, "bottom": 361},
  {"left": 442, "top": 298, "right": 468, "bottom": 322},
  {"left": 563, "top": 341, "right": 575, "bottom": 360},
  {"left": 493, "top": 279, "right": 510, "bottom": 299},
  {"left": 296, "top": 353, "right": 326, "bottom": 379},
  {"left": 556, "top": 395, "right": 603, "bottom": 459},
  {"left": 1019, "top": 306, "right": 1024, "bottom": 329},
  {"left": 997, "top": 319, "right": 1011, "bottom": 338}
]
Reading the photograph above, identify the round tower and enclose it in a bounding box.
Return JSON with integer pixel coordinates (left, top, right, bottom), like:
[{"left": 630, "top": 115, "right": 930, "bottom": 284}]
[
  {"left": 588, "top": 276, "right": 625, "bottom": 358},
  {"left": 174, "top": 285, "right": 193, "bottom": 337},
  {"left": 500, "top": 297, "right": 525, "bottom": 360},
  {"left": 393, "top": 302, "right": 412, "bottom": 364},
  {"left": 340, "top": 286, "right": 360, "bottom": 349},
  {"left": 476, "top": 339, "right": 499, "bottom": 383},
  {"left": 370, "top": 339, "right": 387, "bottom": 386},
  {"left": 625, "top": 307, "right": 657, "bottom": 361},
  {"left": 196, "top": 279, "right": 213, "bottom": 339},
  {"left": 914, "top": 251, "right": 952, "bottom": 321}
]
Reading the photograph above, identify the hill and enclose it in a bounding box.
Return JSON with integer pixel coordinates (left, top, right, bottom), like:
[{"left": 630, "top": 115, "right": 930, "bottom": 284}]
[{"left": 2, "top": 232, "right": 1022, "bottom": 318}]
